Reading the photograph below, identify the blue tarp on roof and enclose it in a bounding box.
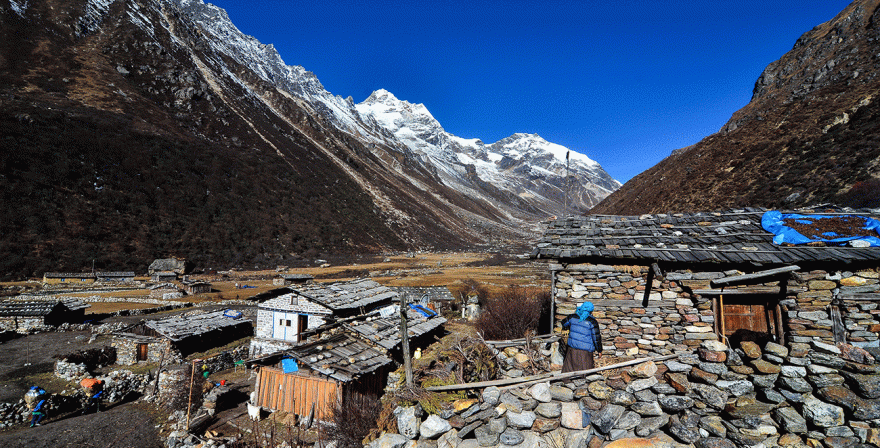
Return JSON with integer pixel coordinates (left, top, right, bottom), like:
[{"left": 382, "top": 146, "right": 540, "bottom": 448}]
[
  {"left": 282, "top": 358, "right": 298, "bottom": 373},
  {"left": 762, "top": 211, "right": 880, "bottom": 246}
]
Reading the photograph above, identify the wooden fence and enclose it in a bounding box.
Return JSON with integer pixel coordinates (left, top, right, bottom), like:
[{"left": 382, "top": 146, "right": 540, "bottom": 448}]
[{"left": 255, "top": 367, "right": 339, "bottom": 421}]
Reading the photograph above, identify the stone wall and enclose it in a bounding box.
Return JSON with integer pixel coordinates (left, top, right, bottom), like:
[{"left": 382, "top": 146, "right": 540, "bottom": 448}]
[
  {"left": 551, "top": 264, "right": 880, "bottom": 360},
  {"left": 0, "top": 316, "right": 44, "bottom": 332},
  {"left": 369, "top": 338, "right": 880, "bottom": 448},
  {"left": 551, "top": 263, "right": 716, "bottom": 359},
  {"left": 786, "top": 269, "right": 880, "bottom": 349},
  {"left": 112, "top": 336, "right": 179, "bottom": 365}
]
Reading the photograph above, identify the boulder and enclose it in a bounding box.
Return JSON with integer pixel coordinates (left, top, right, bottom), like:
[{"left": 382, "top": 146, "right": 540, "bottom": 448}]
[
  {"left": 396, "top": 406, "right": 422, "bottom": 439},
  {"left": 773, "top": 406, "right": 807, "bottom": 433},
  {"left": 420, "top": 415, "right": 452, "bottom": 439}
]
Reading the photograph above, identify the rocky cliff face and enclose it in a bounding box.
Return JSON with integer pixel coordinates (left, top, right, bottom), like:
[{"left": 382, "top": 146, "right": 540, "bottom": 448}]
[
  {"left": 593, "top": 0, "right": 880, "bottom": 215},
  {"left": 0, "top": 0, "right": 610, "bottom": 278}
]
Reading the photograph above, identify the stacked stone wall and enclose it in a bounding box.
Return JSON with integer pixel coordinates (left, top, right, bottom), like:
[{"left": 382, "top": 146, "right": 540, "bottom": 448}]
[
  {"left": 552, "top": 264, "right": 719, "bottom": 359},
  {"left": 370, "top": 337, "right": 880, "bottom": 448},
  {"left": 785, "top": 269, "right": 880, "bottom": 349},
  {"left": 112, "top": 337, "right": 178, "bottom": 365}
]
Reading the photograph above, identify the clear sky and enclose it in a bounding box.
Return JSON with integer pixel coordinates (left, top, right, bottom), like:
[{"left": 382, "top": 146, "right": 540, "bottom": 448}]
[{"left": 206, "top": 0, "right": 853, "bottom": 183}]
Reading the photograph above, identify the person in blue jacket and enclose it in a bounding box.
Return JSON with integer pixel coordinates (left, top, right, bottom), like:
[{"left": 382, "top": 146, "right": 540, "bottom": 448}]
[
  {"left": 561, "top": 301, "right": 602, "bottom": 373},
  {"left": 30, "top": 394, "right": 47, "bottom": 427}
]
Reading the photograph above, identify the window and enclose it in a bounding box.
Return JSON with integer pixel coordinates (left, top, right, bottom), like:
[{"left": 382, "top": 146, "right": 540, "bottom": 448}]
[{"left": 286, "top": 319, "right": 292, "bottom": 327}]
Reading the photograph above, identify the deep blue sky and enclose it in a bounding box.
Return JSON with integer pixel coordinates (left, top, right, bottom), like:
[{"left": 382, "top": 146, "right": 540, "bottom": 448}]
[{"left": 207, "top": 0, "right": 852, "bottom": 183}]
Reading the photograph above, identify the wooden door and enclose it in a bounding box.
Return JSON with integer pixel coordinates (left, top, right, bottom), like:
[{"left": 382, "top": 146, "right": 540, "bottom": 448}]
[
  {"left": 723, "top": 303, "right": 769, "bottom": 335},
  {"left": 297, "top": 314, "right": 308, "bottom": 342},
  {"left": 137, "top": 343, "right": 148, "bottom": 362}
]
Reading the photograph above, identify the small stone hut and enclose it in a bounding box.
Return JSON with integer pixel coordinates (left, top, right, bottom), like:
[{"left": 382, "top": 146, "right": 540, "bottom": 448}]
[
  {"left": 112, "top": 309, "right": 252, "bottom": 365},
  {"left": 531, "top": 208, "right": 880, "bottom": 358},
  {"left": 273, "top": 273, "right": 314, "bottom": 286},
  {"left": 0, "top": 299, "right": 90, "bottom": 331}
]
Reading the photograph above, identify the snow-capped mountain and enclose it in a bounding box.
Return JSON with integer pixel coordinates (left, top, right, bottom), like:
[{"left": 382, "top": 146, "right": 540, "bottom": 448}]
[
  {"left": 356, "top": 89, "right": 621, "bottom": 218},
  {"left": 0, "top": 0, "right": 621, "bottom": 277},
  {"left": 167, "top": 0, "right": 618, "bottom": 219}
]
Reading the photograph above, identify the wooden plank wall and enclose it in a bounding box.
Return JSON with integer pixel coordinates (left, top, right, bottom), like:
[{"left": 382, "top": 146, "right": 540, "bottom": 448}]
[{"left": 255, "top": 367, "right": 338, "bottom": 420}]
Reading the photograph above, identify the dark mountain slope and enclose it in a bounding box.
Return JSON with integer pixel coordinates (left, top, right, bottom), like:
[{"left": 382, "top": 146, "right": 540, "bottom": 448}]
[
  {"left": 0, "top": 0, "right": 503, "bottom": 278},
  {"left": 592, "top": 0, "right": 880, "bottom": 215}
]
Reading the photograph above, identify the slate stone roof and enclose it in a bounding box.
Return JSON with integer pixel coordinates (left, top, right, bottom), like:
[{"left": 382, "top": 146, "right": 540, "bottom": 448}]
[
  {"left": 43, "top": 272, "right": 96, "bottom": 279},
  {"left": 289, "top": 279, "right": 397, "bottom": 311},
  {"left": 532, "top": 208, "right": 880, "bottom": 268},
  {"left": 394, "top": 286, "right": 455, "bottom": 303},
  {"left": 96, "top": 271, "right": 136, "bottom": 277},
  {"left": 346, "top": 307, "right": 447, "bottom": 350},
  {"left": 0, "top": 299, "right": 89, "bottom": 316},
  {"left": 286, "top": 332, "right": 392, "bottom": 382},
  {"left": 142, "top": 310, "right": 251, "bottom": 342},
  {"left": 279, "top": 273, "right": 314, "bottom": 280}
]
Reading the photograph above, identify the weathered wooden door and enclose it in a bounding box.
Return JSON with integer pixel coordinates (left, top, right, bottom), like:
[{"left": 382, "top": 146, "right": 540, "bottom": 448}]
[
  {"left": 723, "top": 303, "right": 769, "bottom": 335},
  {"left": 137, "top": 343, "right": 148, "bottom": 362},
  {"left": 297, "top": 314, "right": 308, "bottom": 342}
]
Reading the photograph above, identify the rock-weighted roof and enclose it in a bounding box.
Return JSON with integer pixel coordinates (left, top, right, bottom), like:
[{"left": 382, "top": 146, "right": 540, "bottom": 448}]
[{"left": 532, "top": 208, "right": 880, "bottom": 268}]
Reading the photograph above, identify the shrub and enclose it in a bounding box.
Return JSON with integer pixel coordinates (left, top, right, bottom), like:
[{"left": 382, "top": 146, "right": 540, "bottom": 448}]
[
  {"left": 321, "top": 395, "right": 381, "bottom": 448},
  {"left": 475, "top": 286, "right": 550, "bottom": 340}
]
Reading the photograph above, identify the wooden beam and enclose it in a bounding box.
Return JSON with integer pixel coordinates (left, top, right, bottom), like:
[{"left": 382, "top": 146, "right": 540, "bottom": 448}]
[
  {"left": 710, "top": 265, "right": 800, "bottom": 287},
  {"left": 426, "top": 354, "right": 680, "bottom": 392},
  {"left": 642, "top": 262, "right": 656, "bottom": 307},
  {"left": 693, "top": 287, "right": 781, "bottom": 295}
]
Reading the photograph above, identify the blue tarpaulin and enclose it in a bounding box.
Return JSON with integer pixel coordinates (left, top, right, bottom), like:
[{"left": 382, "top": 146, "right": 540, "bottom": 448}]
[
  {"left": 408, "top": 303, "right": 436, "bottom": 318},
  {"left": 282, "top": 358, "right": 298, "bottom": 373},
  {"left": 762, "top": 211, "right": 880, "bottom": 246},
  {"left": 223, "top": 309, "right": 243, "bottom": 319}
]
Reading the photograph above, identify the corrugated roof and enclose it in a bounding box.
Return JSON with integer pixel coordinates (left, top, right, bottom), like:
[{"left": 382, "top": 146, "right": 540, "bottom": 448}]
[
  {"left": 286, "top": 333, "right": 392, "bottom": 382},
  {"left": 531, "top": 208, "right": 880, "bottom": 268}
]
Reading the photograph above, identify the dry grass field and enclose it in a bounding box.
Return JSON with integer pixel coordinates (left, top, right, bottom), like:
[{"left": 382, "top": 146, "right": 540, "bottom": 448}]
[{"left": 1, "top": 252, "right": 551, "bottom": 308}]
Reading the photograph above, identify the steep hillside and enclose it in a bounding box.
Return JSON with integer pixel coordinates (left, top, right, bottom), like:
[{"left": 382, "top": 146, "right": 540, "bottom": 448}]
[
  {"left": 593, "top": 0, "right": 880, "bottom": 215},
  {"left": 0, "top": 0, "right": 515, "bottom": 278}
]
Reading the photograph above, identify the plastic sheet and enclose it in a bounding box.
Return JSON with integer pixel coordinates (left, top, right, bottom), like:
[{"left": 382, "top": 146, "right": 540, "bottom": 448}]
[{"left": 762, "top": 210, "right": 880, "bottom": 246}]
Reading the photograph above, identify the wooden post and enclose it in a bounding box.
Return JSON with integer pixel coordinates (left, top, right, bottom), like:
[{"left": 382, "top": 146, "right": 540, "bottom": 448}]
[
  {"left": 186, "top": 359, "right": 197, "bottom": 429},
  {"left": 642, "top": 263, "right": 655, "bottom": 307},
  {"left": 400, "top": 294, "right": 413, "bottom": 387}
]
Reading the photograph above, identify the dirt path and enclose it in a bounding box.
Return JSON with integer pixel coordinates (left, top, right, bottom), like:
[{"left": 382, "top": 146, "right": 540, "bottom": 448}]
[{"left": 0, "top": 401, "right": 163, "bottom": 448}]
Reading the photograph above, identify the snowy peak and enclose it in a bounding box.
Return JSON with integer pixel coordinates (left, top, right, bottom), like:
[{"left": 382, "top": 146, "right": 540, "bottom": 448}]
[
  {"left": 356, "top": 90, "right": 620, "bottom": 215},
  {"left": 493, "top": 133, "right": 598, "bottom": 167}
]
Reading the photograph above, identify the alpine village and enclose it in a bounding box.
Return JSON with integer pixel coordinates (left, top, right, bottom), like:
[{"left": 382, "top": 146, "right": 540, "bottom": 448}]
[{"left": 1, "top": 1, "right": 880, "bottom": 448}]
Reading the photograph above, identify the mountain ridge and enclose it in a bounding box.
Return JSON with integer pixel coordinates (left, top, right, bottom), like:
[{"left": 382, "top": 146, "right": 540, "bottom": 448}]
[
  {"left": 592, "top": 0, "right": 880, "bottom": 214},
  {"left": 0, "top": 0, "right": 617, "bottom": 279}
]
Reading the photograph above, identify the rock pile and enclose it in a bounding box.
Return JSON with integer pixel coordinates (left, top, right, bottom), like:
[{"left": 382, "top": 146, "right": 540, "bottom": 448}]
[{"left": 369, "top": 338, "right": 880, "bottom": 448}]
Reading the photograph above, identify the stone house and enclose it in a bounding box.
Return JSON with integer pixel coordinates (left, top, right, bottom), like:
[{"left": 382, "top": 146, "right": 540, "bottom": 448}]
[
  {"left": 531, "top": 208, "right": 880, "bottom": 358},
  {"left": 0, "top": 299, "right": 90, "bottom": 331},
  {"left": 151, "top": 271, "right": 178, "bottom": 282},
  {"left": 95, "top": 271, "right": 136, "bottom": 283},
  {"left": 249, "top": 278, "right": 398, "bottom": 357},
  {"left": 182, "top": 280, "right": 212, "bottom": 295},
  {"left": 112, "top": 309, "right": 252, "bottom": 365},
  {"left": 42, "top": 272, "right": 96, "bottom": 285},
  {"left": 273, "top": 273, "right": 314, "bottom": 286}
]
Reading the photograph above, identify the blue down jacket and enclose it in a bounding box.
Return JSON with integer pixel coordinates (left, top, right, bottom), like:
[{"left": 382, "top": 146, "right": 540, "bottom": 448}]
[{"left": 563, "top": 315, "right": 602, "bottom": 352}]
